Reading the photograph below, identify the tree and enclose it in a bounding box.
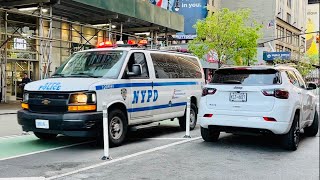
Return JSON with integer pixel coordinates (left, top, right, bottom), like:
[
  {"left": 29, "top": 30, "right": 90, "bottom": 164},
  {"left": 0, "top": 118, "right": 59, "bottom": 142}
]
[
  {"left": 273, "top": 55, "right": 318, "bottom": 79},
  {"left": 188, "top": 8, "right": 263, "bottom": 67}
]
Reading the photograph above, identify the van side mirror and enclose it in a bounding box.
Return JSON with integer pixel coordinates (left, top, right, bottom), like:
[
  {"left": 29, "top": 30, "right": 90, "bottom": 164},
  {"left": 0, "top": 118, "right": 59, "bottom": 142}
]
[
  {"left": 127, "top": 64, "right": 142, "bottom": 77},
  {"left": 306, "top": 82, "right": 317, "bottom": 90}
]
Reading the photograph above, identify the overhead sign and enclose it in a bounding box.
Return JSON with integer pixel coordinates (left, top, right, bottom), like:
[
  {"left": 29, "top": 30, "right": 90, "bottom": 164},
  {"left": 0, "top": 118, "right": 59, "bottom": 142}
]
[
  {"left": 13, "top": 38, "right": 27, "bottom": 50},
  {"left": 149, "top": 0, "right": 208, "bottom": 36},
  {"left": 263, "top": 52, "right": 291, "bottom": 61}
]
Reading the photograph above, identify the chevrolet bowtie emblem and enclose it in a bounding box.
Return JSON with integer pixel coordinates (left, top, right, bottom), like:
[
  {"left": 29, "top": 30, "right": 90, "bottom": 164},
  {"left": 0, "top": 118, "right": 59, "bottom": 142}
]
[{"left": 42, "top": 99, "right": 51, "bottom": 105}]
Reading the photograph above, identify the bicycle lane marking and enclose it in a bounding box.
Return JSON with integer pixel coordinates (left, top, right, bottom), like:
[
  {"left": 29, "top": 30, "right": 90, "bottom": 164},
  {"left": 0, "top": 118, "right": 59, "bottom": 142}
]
[
  {"left": 0, "top": 135, "right": 94, "bottom": 161},
  {"left": 47, "top": 137, "right": 201, "bottom": 180}
]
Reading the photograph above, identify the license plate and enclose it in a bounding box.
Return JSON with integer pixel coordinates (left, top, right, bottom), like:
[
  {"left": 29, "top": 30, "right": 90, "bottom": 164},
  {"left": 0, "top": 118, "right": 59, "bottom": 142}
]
[
  {"left": 230, "top": 92, "right": 247, "bottom": 102},
  {"left": 35, "top": 119, "right": 49, "bottom": 129}
]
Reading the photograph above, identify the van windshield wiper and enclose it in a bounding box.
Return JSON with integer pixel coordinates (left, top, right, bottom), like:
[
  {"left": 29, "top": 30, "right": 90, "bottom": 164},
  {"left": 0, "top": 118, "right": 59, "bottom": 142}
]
[
  {"left": 69, "top": 73, "right": 99, "bottom": 78},
  {"left": 51, "top": 73, "right": 65, "bottom": 77}
]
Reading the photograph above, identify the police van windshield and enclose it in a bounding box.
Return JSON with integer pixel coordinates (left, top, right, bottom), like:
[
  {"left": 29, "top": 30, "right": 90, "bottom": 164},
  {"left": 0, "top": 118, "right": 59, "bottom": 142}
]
[{"left": 52, "top": 50, "right": 127, "bottom": 78}]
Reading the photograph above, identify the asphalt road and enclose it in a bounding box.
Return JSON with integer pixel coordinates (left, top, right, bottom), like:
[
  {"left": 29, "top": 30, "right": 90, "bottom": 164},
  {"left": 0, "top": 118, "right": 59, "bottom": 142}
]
[{"left": 0, "top": 116, "right": 319, "bottom": 180}]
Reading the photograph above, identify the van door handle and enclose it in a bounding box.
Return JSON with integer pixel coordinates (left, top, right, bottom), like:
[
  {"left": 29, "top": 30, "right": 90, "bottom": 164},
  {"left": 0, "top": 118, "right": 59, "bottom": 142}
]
[{"left": 298, "top": 92, "right": 301, "bottom": 95}]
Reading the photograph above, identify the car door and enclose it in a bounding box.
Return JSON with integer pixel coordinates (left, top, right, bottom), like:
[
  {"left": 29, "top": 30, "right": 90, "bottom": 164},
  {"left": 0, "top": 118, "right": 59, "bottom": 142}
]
[
  {"left": 293, "top": 70, "right": 313, "bottom": 122},
  {"left": 286, "top": 70, "right": 308, "bottom": 125},
  {"left": 123, "top": 51, "right": 155, "bottom": 122}
]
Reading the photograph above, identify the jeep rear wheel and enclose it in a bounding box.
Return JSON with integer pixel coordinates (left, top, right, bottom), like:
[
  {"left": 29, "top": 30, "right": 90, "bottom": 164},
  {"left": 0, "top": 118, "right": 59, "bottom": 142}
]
[
  {"left": 282, "top": 113, "right": 300, "bottom": 151},
  {"left": 304, "top": 111, "right": 319, "bottom": 137},
  {"left": 201, "top": 127, "right": 220, "bottom": 142}
]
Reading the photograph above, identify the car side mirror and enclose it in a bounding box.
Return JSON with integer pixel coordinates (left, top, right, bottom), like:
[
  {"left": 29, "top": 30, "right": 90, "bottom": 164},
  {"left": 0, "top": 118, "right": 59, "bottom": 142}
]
[
  {"left": 127, "top": 64, "right": 142, "bottom": 77},
  {"left": 307, "top": 82, "right": 317, "bottom": 90}
]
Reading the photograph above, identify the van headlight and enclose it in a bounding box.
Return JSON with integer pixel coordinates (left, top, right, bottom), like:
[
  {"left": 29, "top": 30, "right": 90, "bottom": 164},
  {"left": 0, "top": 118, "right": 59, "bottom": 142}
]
[
  {"left": 23, "top": 93, "right": 29, "bottom": 102},
  {"left": 68, "top": 92, "right": 97, "bottom": 112},
  {"left": 69, "top": 92, "right": 96, "bottom": 104}
]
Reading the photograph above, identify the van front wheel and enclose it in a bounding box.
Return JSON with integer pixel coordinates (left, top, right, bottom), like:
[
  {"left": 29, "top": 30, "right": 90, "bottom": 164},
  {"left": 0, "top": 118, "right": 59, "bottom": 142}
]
[
  {"left": 179, "top": 103, "right": 197, "bottom": 130},
  {"left": 34, "top": 132, "right": 57, "bottom": 140}
]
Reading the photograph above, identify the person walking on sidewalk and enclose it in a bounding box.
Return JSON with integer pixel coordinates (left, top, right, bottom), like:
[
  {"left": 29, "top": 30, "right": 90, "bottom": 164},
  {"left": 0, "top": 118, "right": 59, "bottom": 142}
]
[{"left": 20, "top": 73, "right": 31, "bottom": 93}]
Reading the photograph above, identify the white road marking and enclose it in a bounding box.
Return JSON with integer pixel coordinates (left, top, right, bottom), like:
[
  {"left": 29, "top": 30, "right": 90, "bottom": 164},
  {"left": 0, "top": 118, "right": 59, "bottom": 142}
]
[
  {"left": 0, "top": 141, "right": 95, "bottom": 161},
  {"left": 47, "top": 137, "right": 201, "bottom": 180},
  {"left": 0, "top": 133, "right": 31, "bottom": 140},
  {"left": 0, "top": 177, "right": 45, "bottom": 180},
  {"left": 130, "top": 137, "right": 191, "bottom": 140}
]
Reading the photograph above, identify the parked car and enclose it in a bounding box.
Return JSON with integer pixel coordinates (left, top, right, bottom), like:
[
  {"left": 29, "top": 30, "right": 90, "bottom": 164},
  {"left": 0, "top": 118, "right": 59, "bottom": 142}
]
[
  {"left": 198, "top": 65, "right": 318, "bottom": 150},
  {"left": 18, "top": 45, "right": 205, "bottom": 147}
]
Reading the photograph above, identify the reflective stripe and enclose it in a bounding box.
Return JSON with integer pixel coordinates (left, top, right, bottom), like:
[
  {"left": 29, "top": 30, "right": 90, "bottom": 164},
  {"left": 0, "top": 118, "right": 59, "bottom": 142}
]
[
  {"left": 95, "top": 81, "right": 198, "bottom": 90},
  {"left": 128, "top": 102, "right": 187, "bottom": 113}
]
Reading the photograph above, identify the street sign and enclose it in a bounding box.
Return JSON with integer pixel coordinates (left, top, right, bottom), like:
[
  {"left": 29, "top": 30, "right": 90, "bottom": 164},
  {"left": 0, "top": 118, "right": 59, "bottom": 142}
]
[{"left": 263, "top": 52, "right": 291, "bottom": 61}]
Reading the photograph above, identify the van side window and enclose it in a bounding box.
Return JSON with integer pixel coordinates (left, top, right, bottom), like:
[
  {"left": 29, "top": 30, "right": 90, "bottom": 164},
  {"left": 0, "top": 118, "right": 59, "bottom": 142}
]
[
  {"left": 151, "top": 53, "right": 202, "bottom": 79},
  {"left": 124, "top": 52, "right": 149, "bottom": 79}
]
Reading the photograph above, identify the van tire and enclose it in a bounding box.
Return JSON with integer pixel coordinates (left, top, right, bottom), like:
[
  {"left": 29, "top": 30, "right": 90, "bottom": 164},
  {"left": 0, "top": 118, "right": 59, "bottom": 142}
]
[
  {"left": 282, "top": 113, "right": 300, "bottom": 151},
  {"left": 34, "top": 132, "right": 57, "bottom": 140},
  {"left": 179, "top": 103, "right": 197, "bottom": 130},
  {"left": 304, "top": 111, "right": 319, "bottom": 137},
  {"left": 99, "top": 109, "right": 128, "bottom": 147},
  {"left": 201, "top": 127, "right": 220, "bottom": 142}
]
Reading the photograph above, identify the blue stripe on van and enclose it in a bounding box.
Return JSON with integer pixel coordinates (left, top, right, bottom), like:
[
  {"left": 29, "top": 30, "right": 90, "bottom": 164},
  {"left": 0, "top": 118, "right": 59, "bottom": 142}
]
[
  {"left": 95, "top": 81, "right": 198, "bottom": 90},
  {"left": 127, "top": 102, "right": 187, "bottom": 113}
]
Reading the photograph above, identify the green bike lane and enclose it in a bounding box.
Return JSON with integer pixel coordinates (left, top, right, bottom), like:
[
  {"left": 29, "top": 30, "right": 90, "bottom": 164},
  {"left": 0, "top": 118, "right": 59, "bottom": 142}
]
[
  {"left": 0, "top": 121, "right": 199, "bottom": 178},
  {"left": 0, "top": 135, "right": 93, "bottom": 160}
]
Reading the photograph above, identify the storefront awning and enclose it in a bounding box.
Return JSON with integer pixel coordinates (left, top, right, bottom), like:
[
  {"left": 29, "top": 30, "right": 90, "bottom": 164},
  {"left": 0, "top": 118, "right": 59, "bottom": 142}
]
[{"left": 0, "top": 0, "right": 184, "bottom": 33}]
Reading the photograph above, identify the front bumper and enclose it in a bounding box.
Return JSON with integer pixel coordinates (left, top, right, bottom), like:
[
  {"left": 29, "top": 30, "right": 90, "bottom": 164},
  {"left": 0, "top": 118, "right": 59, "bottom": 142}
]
[{"left": 17, "top": 110, "right": 103, "bottom": 137}]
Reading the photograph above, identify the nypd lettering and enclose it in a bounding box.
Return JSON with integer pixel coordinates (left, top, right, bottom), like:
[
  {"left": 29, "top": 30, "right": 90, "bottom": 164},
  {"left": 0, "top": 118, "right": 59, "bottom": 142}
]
[
  {"left": 38, "top": 82, "right": 61, "bottom": 91},
  {"left": 132, "top": 90, "right": 158, "bottom": 104}
]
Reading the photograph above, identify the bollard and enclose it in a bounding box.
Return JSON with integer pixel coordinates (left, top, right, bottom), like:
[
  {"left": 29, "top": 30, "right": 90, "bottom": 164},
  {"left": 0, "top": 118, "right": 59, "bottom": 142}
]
[
  {"left": 184, "top": 97, "right": 191, "bottom": 138},
  {"left": 101, "top": 102, "right": 112, "bottom": 160}
]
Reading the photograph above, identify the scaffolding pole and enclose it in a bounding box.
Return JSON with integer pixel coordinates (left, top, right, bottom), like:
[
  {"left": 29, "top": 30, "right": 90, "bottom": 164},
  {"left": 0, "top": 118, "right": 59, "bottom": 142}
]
[
  {"left": 1, "top": 11, "right": 8, "bottom": 103},
  {"left": 39, "top": 6, "right": 43, "bottom": 80}
]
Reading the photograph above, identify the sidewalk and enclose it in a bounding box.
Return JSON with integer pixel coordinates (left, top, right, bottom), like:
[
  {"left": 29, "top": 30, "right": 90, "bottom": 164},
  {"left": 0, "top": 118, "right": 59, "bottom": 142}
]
[{"left": 0, "top": 101, "right": 21, "bottom": 114}]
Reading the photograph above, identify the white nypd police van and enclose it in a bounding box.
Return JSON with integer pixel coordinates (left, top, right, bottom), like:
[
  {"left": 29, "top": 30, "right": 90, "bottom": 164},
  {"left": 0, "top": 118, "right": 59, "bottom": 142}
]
[{"left": 18, "top": 46, "right": 205, "bottom": 146}]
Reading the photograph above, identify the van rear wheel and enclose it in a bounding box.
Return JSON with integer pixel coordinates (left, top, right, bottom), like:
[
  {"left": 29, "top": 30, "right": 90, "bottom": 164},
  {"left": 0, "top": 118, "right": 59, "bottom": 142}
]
[
  {"left": 34, "top": 132, "right": 57, "bottom": 140},
  {"left": 179, "top": 103, "right": 197, "bottom": 130}
]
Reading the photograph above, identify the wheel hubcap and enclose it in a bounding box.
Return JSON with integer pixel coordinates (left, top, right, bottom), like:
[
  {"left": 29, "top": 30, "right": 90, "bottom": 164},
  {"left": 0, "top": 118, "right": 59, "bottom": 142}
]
[
  {"left": 110, "top": 116, "right": 123, "bottom": 140},
  {"left": 293, "top": 121, "right": 300, "bottom": 147},
  {"left": 190, "top": 109, "right": 196, "bottom": 126}
]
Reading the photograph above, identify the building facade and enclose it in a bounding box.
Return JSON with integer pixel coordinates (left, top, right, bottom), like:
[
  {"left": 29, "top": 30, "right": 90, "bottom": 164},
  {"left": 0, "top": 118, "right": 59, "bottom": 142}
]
[
  {"left": 221, "top": 0, "right": 308, "bottom": 64},
  {"left": 0, "top": 0, "right": 184, "bottom": 102}
]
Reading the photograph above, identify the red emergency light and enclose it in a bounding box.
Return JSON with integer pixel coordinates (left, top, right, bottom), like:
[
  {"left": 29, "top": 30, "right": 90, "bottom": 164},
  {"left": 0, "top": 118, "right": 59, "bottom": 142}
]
[
  {"left": 97, "top": 41, "right": 113, "bottom": 48},
  {"left": 138, "top": 40, "right": 148, "bottom": 45},
  {"left": 128, "top": 40, "right": 136, "bottom": 45}
]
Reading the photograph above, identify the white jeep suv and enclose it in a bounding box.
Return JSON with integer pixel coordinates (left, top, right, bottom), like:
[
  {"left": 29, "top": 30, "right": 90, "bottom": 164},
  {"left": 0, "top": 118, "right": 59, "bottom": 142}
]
[{"left": 199, "top": 66, "right": 318, "bottom": 150}]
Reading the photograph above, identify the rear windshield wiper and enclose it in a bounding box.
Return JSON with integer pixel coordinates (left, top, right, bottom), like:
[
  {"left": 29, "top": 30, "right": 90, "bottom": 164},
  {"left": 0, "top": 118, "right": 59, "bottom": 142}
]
[{"left": 222, "top": 80, "right": 242, "bottom": 84}]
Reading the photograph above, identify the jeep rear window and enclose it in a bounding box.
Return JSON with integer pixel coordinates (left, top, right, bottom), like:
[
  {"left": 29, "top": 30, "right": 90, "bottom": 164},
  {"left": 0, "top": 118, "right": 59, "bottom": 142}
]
[{"left": 211, "top": 68, "right": 281, "bottom": 85}]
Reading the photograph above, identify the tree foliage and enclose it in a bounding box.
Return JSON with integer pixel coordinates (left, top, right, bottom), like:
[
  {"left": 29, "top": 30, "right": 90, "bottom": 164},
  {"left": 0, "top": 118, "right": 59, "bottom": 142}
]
[
  {"left": 188, "top": 8, "right": 263, "bottom": 66},
  {"left": 273, "top": 55, "right": 318, "bottom": 79}
]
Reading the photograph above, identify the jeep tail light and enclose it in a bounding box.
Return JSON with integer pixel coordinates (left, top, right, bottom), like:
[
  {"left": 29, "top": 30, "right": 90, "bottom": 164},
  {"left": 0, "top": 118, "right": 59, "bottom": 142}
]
[
  {"left": 202, "top": 88, "right": 217, "bottom": 96},
  {"left": 262, "top": 89, "right": 289, "bottom": 99},
  {"left": 203, "top": 114, "right": 213, "bottom": 117},
  {"left": 263, "top": 117, "right": 277, "bottom": 122}
]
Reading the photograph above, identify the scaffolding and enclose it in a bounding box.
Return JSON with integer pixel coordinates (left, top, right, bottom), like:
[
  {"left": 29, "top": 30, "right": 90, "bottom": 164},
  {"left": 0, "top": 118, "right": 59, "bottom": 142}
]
[{"left": 0, "top": 4, "right": 165, "bottom": 103}]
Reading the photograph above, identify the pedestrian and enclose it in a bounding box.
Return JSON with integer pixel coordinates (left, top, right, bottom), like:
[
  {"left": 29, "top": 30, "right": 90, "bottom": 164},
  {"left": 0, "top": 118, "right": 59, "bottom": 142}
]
[{"left": 20, "top": 73, "right": 31, "bottom": 93}]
